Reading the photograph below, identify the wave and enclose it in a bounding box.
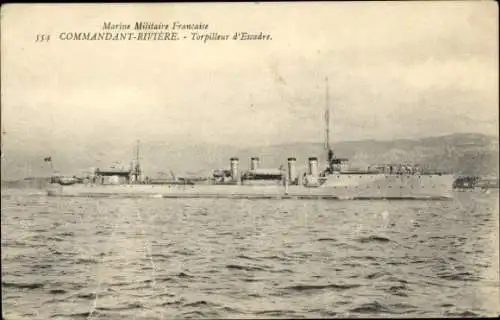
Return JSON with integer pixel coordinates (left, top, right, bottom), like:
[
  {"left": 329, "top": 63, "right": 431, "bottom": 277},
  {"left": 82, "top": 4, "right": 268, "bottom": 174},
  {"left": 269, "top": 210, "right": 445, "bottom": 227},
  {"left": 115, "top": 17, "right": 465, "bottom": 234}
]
[
  {"left": 445, "top": 310, "right": 482, "bottom": 317},
  {"left": 258, "top": 254, "right": 291, "bottom": 261},
  {"left": 284, "top": 283, "right": 362, "bottom": 292},
  {"left": 74, "top": 258, "right": 98, "bottom": 264},
  {"left": 356, "top": 235, "right": 392, "bottom": 243},
  {"left": 437, "top": 271, "right": 481, "bottom": 282},
  {"left": 236, "top": 254, "right": 260, "bottom": 261},
  {"left": 76, "top": 292, "right": 97, "bottom": 299},
  {"left": 153, "top": 292, "right": 176, "bottom": 299},
  {"left": 32, "top": 263, "right": 53, "bottom": 270},
  {"left": 96, "top": 302, "right": 144, "bottom": 311},
  {"left": 220, "top": 306, "right": 246, "bottom": 314},
  {"left": 50, "top": 312, "right": 93, "bottom": 318},
  {"left": 48, "top": 289, "right": 67, "bottom": 294},
  {"left": 2, "top": 282, "right": 44, "bottom": 289},
  {"left": 172, "top": 248, "right": 196, "bottom": 256},
  {"left": 365, "top": 271, "right": 389, "bottom": 280},
  {"left": 154, "top": 276, "right": 175, "bottom": 283},
  {"left": 183, "top": 300, "right": 220, "bottom": 308},
  {"left": 180, "top": 310, "right": 218, "bottom": 319},
  {"left": 57, "top": 232, "right": 74, "bottom": 237},
  {"left": 226, "top": 264, "right": 268, "bottom": 272},
  {"left": 317, "top": 237, "right": 337, "bottom": 242},
  {"left": 440, "top": 303, "right": 455, "bottom": 307},
  {"left": 150, "top": 253, "right": 172, "bottom": 260},
  {"left": 352, "top": 255, "right": 378, "bottom": 261},
  {"left": 385, "top": 285, "right": 409, "bottom": 297},
  {"left": 216, "top": 231, "right": 234, "bottom": 236},
  {"left": 46, "top": 236, "right": 65, "bottom": 242},
  {"left": 269, "top": 268, "right": 294, "bottom": 274},
  {"left": 349, "top": 301, "right": 390, "bottom": 314},
  {"left": 385, "top": 276, "right": 410, "bottom": 284},
  {"left": 254, "top": 310, "right": 292, "bottom": 316},
  {"left": 391, "top": 303, "right": 418, "bottom": 311},
  {"left": 177, "top": 271, "right": 195, "bottom": 278},
  {"left": 158, "top": 298, "right": 186, "bottom": 307},
  {"left": 386, "top": 260, "right": 406, "bottom": 265},
  {"left": 241, "top": 277, "right": 261, "bottom": 282}
]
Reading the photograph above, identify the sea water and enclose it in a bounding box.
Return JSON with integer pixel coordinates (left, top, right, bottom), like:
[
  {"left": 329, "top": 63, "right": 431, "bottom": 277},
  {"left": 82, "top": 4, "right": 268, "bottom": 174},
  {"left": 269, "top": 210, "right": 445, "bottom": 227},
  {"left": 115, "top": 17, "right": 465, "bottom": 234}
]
[{"left": 1, "top": 189, "right": 499, "bottom": 318}]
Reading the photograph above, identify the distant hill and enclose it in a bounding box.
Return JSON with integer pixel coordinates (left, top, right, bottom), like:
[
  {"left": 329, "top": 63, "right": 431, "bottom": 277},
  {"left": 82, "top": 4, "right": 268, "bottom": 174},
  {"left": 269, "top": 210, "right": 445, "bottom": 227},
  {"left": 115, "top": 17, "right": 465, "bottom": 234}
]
[
  {"left": 1, "top": 133, "right": 498, "bottom": 181},
  {"left": 242, "top": 133, "right": 499, "bottom": 177}
]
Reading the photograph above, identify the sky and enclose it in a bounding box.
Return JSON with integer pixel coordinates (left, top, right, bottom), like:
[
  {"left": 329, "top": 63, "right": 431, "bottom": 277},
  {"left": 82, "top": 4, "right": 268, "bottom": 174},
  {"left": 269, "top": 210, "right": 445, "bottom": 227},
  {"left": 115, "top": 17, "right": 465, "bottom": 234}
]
[{"left": 1, "top": 2, "right": 498, "bottom": 156}]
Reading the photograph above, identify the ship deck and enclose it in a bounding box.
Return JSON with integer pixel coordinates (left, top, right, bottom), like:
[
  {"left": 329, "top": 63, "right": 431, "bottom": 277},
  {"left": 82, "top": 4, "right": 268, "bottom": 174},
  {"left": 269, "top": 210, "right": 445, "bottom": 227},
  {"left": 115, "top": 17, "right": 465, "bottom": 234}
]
[{"left": 47, "top": 177, "right": 455, "bottom": 200}]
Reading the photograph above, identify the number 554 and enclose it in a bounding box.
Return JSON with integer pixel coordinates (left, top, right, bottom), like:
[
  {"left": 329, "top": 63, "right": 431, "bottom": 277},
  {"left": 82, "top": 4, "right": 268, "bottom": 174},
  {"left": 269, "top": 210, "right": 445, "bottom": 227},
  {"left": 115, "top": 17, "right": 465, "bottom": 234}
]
[{"left": 35, "top": 34, "right": 50, "bottom": 42}]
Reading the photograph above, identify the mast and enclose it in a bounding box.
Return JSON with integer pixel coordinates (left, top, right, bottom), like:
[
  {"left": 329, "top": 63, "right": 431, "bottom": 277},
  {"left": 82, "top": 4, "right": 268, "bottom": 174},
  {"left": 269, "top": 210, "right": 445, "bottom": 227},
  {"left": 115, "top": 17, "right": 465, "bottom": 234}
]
[
  {"left": 324, "top": 76, "right": 330, "bottom": 151},
  {"left": 135, "top": 139, "right": 141, "bottom": 180},
  {"left": 136, "top": 139, "right": 140, "bottom": 165},
  {"left": 324, "top": 76, "right": 335, "bottom": 166}
]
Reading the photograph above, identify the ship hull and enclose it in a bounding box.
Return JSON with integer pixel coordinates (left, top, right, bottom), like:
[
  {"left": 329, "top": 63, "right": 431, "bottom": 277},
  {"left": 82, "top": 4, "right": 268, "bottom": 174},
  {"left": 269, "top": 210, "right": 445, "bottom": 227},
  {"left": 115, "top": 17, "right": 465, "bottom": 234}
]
[{"left": 47, "top": 174, "right": 454, "bottom": 200}]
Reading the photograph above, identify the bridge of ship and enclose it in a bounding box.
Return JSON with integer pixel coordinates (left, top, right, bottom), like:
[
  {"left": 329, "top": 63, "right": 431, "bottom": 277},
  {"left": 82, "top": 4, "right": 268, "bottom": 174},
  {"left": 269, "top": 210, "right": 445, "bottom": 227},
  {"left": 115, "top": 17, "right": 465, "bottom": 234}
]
[
  {"left": 325, "top": 154, "right": 449, "bottom": 176},
  {"left": 93, "top": 168, "right": 133, "bottom": 184}
]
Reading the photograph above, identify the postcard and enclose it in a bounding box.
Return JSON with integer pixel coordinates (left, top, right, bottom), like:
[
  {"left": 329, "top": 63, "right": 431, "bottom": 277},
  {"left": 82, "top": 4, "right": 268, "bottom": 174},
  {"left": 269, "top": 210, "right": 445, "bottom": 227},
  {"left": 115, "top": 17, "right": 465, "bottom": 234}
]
[{"left": 1, "top": 2, "right": 498, "bottom": 319}]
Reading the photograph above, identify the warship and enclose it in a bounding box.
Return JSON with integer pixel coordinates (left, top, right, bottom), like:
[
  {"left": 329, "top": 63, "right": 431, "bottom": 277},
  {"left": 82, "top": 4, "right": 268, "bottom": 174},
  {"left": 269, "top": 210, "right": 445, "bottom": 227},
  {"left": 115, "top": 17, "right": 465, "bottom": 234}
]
[{"left": 46, "top": 78, "right": 454, "bottom": 200}]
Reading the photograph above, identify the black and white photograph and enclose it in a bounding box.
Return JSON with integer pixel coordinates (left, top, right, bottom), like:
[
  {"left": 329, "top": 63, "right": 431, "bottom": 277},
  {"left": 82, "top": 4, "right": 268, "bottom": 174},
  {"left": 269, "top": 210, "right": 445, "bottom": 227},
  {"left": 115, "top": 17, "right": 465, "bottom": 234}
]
[{"left": 1, "top": 2, "right": 499, "bottom": 318}]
